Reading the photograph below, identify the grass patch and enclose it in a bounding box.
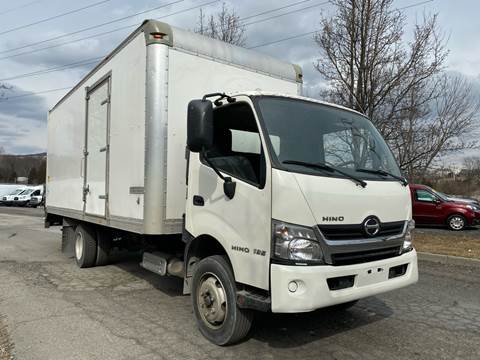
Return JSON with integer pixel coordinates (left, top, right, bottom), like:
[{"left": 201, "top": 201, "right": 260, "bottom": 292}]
[
  {"left": 0, "top": 314, "right": 13, "bottom": 360},
  {"left": 414, "top": 229, "right": 480, "bottom": 259}
]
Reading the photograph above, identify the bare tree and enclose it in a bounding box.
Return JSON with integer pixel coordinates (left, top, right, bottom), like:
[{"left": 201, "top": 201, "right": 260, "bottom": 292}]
[
  {"left": 463, "top": 156, "right": 480, "bottom": 177},
  {"left": 195, "top": 3, "right": 246, "bottom": 46},
  {"left": 313, "top": 0, "right": 479, "bottom": 180},
  {"left": 391, "top": 74, "right": 480, "bottom": 179}
]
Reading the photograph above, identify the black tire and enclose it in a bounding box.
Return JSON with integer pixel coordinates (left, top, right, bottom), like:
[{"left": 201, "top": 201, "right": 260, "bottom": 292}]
[
  {"left": 330, "top": 300, "right": 358, "bottom": 311},
  {"left": 447, "top": 214, "right": 466, "bottom": 231},
  {"left": 74, "top": 224, "right": 97, "bottom": 268},
  {"left": 61, "top": 225, "right": 76, "bottom": 256},
  {"left": 95, "top": 227, "right": 112, "bottom": 266},
  {"left": 191, "top": 255, "right": 253, "bottom": 346}
]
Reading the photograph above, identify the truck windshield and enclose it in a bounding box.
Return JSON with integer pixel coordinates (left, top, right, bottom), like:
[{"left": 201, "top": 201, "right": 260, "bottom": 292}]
[
  {"left": 255, "top": 97, "right": 402, "bottom": 180},
  {"left": 10, "top": 189, "right": 24, "bottom": 195}
]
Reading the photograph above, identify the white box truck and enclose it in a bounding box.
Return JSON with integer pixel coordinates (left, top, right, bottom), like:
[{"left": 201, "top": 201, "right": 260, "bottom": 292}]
[{"left": 46, "top": 19, "right": 418, "bottom": 345}]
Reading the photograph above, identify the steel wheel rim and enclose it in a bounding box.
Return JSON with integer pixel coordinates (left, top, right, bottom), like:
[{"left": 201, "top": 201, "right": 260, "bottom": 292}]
[
  {"left": 450, "top": 216, "right": 464, "bottom": 230},
  {"left": 75, "top": 232, "right": 84, "bottom": 260},
  {"left": 197, "top": 272, "right": 227, "bottom": 329}
]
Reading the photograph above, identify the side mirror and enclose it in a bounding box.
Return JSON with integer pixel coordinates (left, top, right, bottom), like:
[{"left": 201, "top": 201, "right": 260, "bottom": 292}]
[
  {"left": 187, "top": 99, "right": 213, "bottom": 153},
  {"left": 434, "top": 198, "right": 441, "bottom": 204},
  {"left": 223, "top": 177, "right": 236, "bottom": 200}
]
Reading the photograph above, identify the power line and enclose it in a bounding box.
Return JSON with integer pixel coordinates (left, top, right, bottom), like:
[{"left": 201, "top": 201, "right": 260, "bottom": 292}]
[
  {"left": 0, "top": 0, "right": 436, "bottom": 91},
  {"left": 248, "top": 30, "right": 317, "bottom": 49},
  {"left": 0, "top": 86, "right": 73, "bottom": 102},
  {"left": 240, "top": 0, "right": 314, "bottom": 21},
  {"left": 0, "top": 0, "right": 111, "bottom": 36},
  {"left": 0, "top": 0, "right": 44, "bottom": 16},
  {"left": 397, "top": 0, "right": 434, "bottom": 10},
  {"left": 243, "top": 1, "right": 330, "bottom": 27},
  {"left": 0, "top": 0, "right": 184, "bottom": 55},
  {"left": 0, "top": 57, "right": 105, "bottom": 82},
  {"left": 0, "top": 0, "right": 319, "bottom": 56},
  {"left": 248, "top": 0, "right": 436, "bottom": 48},
  {"left": 0, "top": 0, "right": 216, "bottom": 61}
]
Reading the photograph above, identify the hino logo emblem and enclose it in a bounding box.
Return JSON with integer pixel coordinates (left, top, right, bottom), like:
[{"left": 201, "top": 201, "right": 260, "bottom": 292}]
[{"left": 363, "top": 216, "right": 380, "bottom": 237}]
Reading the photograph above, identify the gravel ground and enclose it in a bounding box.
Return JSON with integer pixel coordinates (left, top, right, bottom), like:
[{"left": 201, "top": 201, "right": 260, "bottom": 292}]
[{"left": 0, "top": 209, "right": 479, "bottom": 359}]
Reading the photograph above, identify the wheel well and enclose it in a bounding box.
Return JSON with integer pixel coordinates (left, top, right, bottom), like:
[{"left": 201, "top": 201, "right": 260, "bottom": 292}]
[
  {"left": 186, "top": 235, "right": 228, "bottom": 260},
  {"left": 446, "top": 213, "right": 467, "bottom": 225},
  {"left": 183, "top": 235, "right": 231, "bottom": 294},
  {"left": 446, "top": 213, "right": 466, "bottom": 221}
]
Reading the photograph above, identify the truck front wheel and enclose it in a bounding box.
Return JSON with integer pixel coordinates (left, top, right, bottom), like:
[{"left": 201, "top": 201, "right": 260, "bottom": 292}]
[
  {"left": 191, "top": 255, "right": 253, "bottom": 345},
  {"left": 74, "top": 224, "right": 97, "bottom": 268}
]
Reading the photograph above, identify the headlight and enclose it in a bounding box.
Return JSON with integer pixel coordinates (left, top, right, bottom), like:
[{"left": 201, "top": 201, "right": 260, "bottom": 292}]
[
  {"left": 272, "top": 220, "right": 323, "bottom": 263},
  {"left": 466, "top": 204, "right": 480, "bottom": 211},
  {"left": 402, "top": 219, "right": 415, "bottom": 253}
]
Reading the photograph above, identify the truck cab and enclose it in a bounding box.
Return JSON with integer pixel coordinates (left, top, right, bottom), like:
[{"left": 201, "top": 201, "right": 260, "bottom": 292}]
[{"left": 184, "top": 92, "right": 418, "bottom": 343}]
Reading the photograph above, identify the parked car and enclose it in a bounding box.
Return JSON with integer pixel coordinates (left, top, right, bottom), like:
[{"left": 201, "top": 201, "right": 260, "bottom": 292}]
[
  {"left": 0, "top": 187, "right": 28, "bottom": 206},
  {"left": 410, "top": 184, "right": 480, "bottom": 230},
  {"left": 12, "top": 186, "right": 43, "bottom": 207}
]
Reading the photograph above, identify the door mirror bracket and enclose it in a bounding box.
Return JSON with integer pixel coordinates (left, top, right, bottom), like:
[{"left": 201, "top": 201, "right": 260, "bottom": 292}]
[{"left": 201, "top": 150, "right": 236, "bottom": 200}]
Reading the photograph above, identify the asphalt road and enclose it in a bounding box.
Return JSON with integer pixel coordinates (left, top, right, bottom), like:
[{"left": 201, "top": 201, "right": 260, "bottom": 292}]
[{"left": 0, "top": 209, "right": 479, "bottom": 360}]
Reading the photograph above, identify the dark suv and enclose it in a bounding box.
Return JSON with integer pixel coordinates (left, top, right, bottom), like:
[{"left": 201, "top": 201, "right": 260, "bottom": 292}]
[{"left": 410, "top": 184, "right": 480, "bottom": 231}]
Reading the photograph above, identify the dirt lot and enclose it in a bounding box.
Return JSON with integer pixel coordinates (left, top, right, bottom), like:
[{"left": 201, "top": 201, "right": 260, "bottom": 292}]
[{"left": 415, "top": 226, "right": 480, "bottom": 259}]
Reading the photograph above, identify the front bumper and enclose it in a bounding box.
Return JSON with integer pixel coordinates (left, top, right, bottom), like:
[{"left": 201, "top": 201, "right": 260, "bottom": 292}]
[
  {"left": 270, "top": 249, "right": 418, "bottom": 313},
  {"left": 471, "top": 212, "right": 480, "bottom": 226}
]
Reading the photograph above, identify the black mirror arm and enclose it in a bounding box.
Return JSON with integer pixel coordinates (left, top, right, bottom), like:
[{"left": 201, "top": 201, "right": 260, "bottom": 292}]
[
  {"left": 201, "top": 149, "right": 236, "bottom": 199},
  {"left": 202, "top": 149, "right": 226, "bottom": 181}
]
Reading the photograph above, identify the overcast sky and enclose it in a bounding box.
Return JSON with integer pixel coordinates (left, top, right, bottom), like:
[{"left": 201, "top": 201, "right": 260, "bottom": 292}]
[{"left": 0, "top": 0, "right": 478, "bottom": 159}]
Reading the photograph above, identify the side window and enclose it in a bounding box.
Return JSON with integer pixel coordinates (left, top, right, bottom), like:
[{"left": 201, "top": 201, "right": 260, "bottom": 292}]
[
  {"left": 416, "top": 190, "right": 436, "bottom": 202},
  {"left": 206, "top": 102, "right": 265, "bottom": 187},
  {"left": 32, "top": 190, "right": 40, "bottom": 196}
]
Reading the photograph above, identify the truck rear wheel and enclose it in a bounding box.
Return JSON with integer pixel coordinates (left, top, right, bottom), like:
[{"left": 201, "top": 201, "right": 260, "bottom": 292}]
[
  {"left": 191, "top": 255, "right": 253, "bottom": 345},
  {"left": 95, "top": 227, "right": 112, "bottom": 266},
  {"left": 74, "top": 224, "right": 97, "bottom": 268}
]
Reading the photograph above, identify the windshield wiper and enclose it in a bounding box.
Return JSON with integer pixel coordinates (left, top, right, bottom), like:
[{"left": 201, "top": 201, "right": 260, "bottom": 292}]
[
  {"left": 283, "top": 160, "right": 367, "bottom": 188},
  {"left": 356, "top": 168, "right": 408, "bottom": 186}
]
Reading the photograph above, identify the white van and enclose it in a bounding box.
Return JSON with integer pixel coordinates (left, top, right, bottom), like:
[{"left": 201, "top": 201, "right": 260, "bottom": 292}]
[
  {"left": 12, "top": 186, "right": 43, "bottom": 207},
  {"left": 1, "top": 187, "right": 28, "bottom": 206}
]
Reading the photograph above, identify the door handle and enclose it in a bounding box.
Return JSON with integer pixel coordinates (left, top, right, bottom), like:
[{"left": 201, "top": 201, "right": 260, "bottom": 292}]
[{"left": 193, "top": 195, "right": 204, "bottom": 206}]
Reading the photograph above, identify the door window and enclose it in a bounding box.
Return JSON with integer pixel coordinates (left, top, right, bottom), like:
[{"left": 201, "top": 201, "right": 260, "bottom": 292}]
[
  {"left": 415, "top": 190, "right": 436, "bottom": 203},
  {"left": 205, "top": 102, "right": 266, "bottom": 187}
]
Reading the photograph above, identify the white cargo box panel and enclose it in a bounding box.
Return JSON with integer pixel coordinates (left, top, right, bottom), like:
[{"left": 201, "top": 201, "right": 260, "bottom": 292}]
[{"left": 46, "top": 20, "right": 302, "bottom": 235}]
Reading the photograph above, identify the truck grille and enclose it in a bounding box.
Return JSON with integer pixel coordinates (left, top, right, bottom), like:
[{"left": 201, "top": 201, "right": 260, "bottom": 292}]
[
  {"left": 318, "top": 221, "right": 405, "bottom": 240},
  {"left": 331, "top": 246, "right": 401, "bottom": 266}
]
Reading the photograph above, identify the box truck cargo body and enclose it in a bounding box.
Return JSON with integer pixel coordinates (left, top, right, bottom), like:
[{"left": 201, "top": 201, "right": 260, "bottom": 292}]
[{"left": 46, "top": 20, "right": 418, "bottom": 345}]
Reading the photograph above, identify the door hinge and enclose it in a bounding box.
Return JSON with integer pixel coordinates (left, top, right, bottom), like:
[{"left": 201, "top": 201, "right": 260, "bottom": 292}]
[
  {"left": 82, "top": 185, "right": 90, "bottom": 201},
  {"left": 98, "top": 195, "right": 108, "bottom": 200}
]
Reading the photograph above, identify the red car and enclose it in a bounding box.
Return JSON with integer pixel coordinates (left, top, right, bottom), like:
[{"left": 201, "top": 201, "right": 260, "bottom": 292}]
[{"left": 410, "top": 184, "right": 480, "bottom": 231}]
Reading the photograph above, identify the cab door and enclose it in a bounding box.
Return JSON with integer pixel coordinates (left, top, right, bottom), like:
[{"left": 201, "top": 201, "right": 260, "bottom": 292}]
[
  {"left": 185, "top": 98, "right": 272, "bottom": 290},
  {"left": 83, "top": 76, "right": 111, "bottom": 217}
]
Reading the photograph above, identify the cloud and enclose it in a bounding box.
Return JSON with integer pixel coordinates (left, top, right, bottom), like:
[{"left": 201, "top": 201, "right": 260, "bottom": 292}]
[{"left": 0, "top": 84, "right": 48, "bottom": 121}]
